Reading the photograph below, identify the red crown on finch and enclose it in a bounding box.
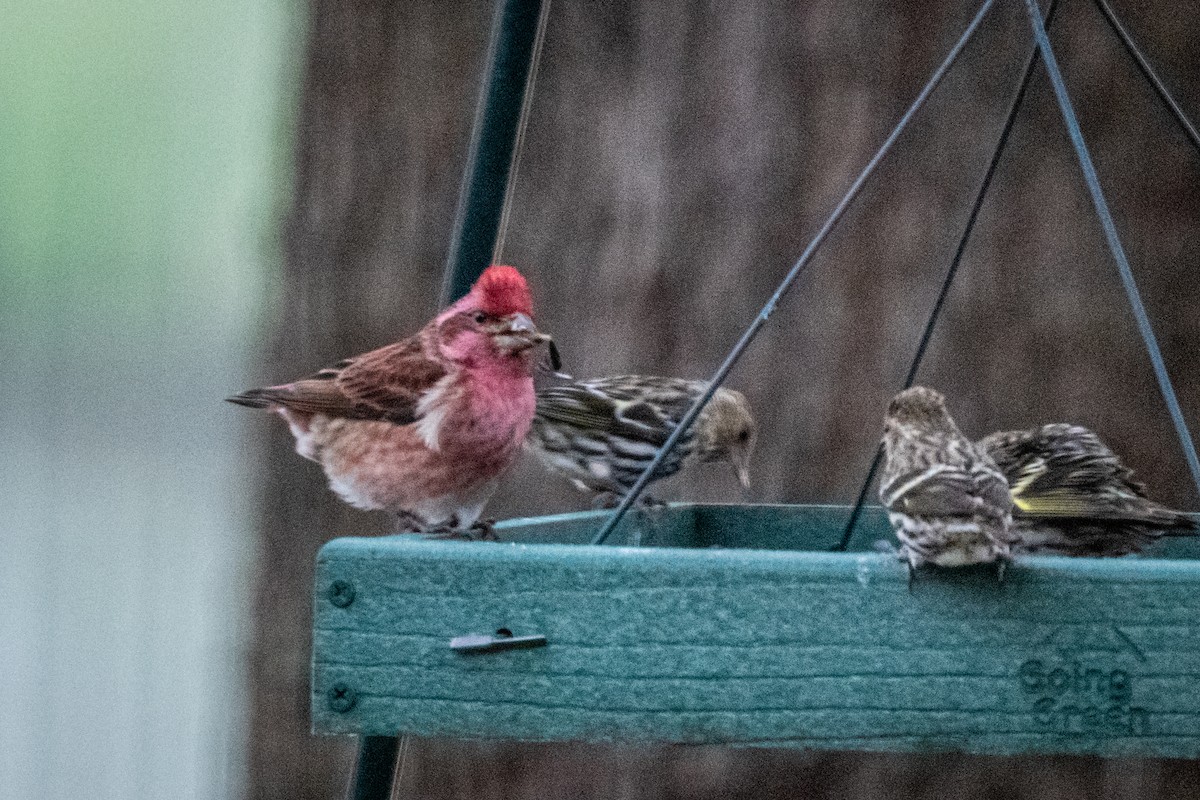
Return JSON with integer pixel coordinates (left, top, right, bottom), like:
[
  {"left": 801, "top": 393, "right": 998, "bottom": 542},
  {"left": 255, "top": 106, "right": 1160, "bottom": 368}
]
[{"left": 442, "top": 264, "right": 535, "bottom": 320}]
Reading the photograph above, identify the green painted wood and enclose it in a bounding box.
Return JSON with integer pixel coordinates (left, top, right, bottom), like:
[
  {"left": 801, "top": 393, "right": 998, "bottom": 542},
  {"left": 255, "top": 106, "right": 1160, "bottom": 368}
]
[{"left": 312, "top": 503, "right": 1200, "bottom": 757}]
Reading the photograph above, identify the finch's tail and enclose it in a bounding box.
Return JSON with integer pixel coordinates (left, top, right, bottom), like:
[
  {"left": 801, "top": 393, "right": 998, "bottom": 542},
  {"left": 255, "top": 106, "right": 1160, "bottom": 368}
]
[
  {"left": 1160, "top": 512, "right": 1199, "bottom": 537},
  {"left": 225, "top": 388, "right": 276, "bottom": 409}
]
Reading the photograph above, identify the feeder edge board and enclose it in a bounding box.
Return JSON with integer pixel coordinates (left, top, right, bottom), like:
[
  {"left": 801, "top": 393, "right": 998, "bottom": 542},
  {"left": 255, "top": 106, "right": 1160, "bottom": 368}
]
[{"left": 312, "top": 505, "right": 1200, "bottom": 757}]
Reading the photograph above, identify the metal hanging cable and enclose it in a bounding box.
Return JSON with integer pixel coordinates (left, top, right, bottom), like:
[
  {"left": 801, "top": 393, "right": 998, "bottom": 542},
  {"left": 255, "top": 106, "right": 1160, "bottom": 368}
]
[
  {"left": 392, "top": 732, "right": 413, "bottom": 798},
  {"left": 591, "top": 0, "right": 1000, "bottom": 546},
  {"left": 834, "top": 0, "right": 1061, "bottom": 553},
  {"left": 1091, "top": 0, "right": 1200, "bottom": 152},
  {"left": 1022, "top": 0, "right": 1200, "bottom": 501}
]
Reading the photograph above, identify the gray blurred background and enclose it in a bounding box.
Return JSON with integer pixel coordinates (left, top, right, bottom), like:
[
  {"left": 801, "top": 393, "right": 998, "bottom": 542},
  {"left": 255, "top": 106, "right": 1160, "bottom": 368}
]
[{"left": 4, "top": 0, "right": 1199, "bottom": 798}]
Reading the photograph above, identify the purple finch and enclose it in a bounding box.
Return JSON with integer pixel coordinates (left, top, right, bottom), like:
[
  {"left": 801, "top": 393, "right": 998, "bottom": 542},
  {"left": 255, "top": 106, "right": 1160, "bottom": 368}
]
[
  {"left": 228, "top": 265, "right": 550, "bottom": 535},
  {"left": 526, "top": 375, "right": 756, "bottom": 506}
]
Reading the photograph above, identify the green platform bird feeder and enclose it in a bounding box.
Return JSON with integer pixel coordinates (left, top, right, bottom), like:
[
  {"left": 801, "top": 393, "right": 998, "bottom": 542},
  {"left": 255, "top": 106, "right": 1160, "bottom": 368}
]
[
  {"left": 310, "top": 1, "right": 1200, "bottom": 797},
  {"left": 313, "top": 504, "right": 1200, "bottom": 757}
]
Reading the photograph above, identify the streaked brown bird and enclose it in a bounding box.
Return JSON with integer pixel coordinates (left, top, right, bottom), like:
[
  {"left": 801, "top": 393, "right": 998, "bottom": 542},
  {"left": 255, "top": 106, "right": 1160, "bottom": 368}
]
[
  {"left": 880, "top": 386, "right": 1017, "bottom": 582},
  {"left": 979, "top": 423, "right": 1196, "bottom": 556},
  {"left": 227, "top": 265, "right": 551, "bottom": 536},
  {"left": 526, "top": 375, "right": 756, "bottom": 507}
]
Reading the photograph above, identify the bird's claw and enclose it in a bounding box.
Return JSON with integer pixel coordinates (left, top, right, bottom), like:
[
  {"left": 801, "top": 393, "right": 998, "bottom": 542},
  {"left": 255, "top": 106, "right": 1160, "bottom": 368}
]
[
  {"left": 592, "top": 492, "right": 621, "bottom": 510},
  {"left": 421, "top": 519, "right": 499, "bottom": 542},
  {"left": 872, "top": 539, "right": 900, "bottom": 555},
  {"left": 393, "top": 513, "right": 425, "bottom": 534},
  {"left": 468, "top": 519, "right": 499, "bottom": 541}
]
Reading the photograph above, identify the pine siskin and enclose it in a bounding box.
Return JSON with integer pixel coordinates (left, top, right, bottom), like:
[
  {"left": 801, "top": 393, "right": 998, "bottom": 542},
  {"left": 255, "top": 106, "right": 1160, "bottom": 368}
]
[
  {"left": 978, "top": 423, "right": 1197, "bottom": 556},
  {"left": 879, "top": 386, "right": 1017, "bottom": 582},
  {"left": 526, "top": 375, "right": 756, "bottom": 506},
  {"left": 227, "top": 265, "right": 551, "bottom": 536}
]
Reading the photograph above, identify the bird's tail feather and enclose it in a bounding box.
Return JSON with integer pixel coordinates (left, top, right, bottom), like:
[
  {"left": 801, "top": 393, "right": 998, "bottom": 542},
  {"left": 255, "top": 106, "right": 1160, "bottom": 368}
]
[
  {"left": 1160, "top": 513, "right": 1199, "bottom": 536},
  {"left": 225, "top": 388, "right": 276, "bottom": 409}
]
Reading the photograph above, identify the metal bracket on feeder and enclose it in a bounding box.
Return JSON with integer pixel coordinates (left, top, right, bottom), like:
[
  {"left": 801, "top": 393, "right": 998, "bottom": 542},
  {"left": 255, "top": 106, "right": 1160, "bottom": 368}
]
[{"left": 450, "top": 629, "right": 549, "bottom": 653}]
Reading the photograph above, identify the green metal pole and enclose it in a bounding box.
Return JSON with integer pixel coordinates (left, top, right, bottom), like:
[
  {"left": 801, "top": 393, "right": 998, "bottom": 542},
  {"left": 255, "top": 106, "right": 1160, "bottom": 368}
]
[
  {"left": 347, "top": 6, "right": 545, "bottom": 794},
  {"left": 440, "top": 0, "right": 545, "bottom": 305},
  {"left": 347, "top": 735, "right": 399, "bottom": 800}
]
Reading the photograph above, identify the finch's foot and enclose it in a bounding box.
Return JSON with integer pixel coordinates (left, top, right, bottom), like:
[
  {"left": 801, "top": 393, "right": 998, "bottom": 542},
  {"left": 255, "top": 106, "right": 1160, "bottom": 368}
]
[
  {"left": 467, "top": 519, "right": 499, "bottom": 542},
  {"left": 592, "top": 492, "right": 621, "bottom": 510},
  {"left": 894, "top": 544, "right": 919, "bottom": 591},
  {"left": 393, "top": 512, "right": 425, "bottom": 534},
  {"left": 995, "top": 559, "right": 1009, "bottom": 586},
  {"left": 422, "top": 519, "right": 499, "bottom": 542},
  {"left": 872, "top": 539, "right": 899, "bottom": 556}
]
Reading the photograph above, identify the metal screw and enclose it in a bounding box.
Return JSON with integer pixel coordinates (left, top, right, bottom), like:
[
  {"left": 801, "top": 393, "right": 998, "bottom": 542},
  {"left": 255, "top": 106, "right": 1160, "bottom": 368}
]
[
  {"left": 328, "top": 682, "right": 357, "bottom": 713},
  {"left": 328, "top": 580, "right": 356, "bottom": 608}
]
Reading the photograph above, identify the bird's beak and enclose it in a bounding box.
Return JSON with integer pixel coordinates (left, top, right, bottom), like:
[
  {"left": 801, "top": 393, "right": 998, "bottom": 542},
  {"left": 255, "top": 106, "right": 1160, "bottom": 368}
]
[
  {"left": 506, "top": 312, "right": 537, "bottom": 335},
  {"left": 735, "top": 461, "right": 753, "bottom": 503},
  {"left": 735, "top": 461, "right": 752, "bottom": 492},
  {"left": 731, "top": 445, "right": 752, "bottom": 494},
  {"left": 495, "top": 313, "right": 552, "bottom": 353}
]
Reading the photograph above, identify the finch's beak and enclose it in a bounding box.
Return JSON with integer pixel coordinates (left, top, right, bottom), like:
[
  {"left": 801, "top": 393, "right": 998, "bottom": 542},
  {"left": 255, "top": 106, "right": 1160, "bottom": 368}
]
[
  {"left": 735, "top": 462, "right": 752, "bottom": 492},
  {"left": 735, "top": 465, "right": 753, "bottom": 503},
  {"left": 732, "top": 449, "right": 752, "bottom": 493},
  {"left": 495, "top": 312, "right": 552, "bottom": 353}
]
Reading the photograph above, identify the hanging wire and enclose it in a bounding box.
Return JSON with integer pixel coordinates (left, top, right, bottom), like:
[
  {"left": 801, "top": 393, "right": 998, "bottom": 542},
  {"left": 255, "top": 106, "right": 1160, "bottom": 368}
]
[
  {"left": 1021, "top": 0, "right": 1200, "bottom": 501},
  {"left": 1091, "top": 0, "right": 1200, "bottom": 152},
  {"left": 590, "top": 0, "right": 1000, "bottom": 546},
  {"left": 389, "top": 734, "right": 412, "bottom": 800},
  {"left": 833, "top": 0, "right": 1061, "bottom": 553},
  {"left": 493, "top": 0, "right": 554, "bottom": 264}
]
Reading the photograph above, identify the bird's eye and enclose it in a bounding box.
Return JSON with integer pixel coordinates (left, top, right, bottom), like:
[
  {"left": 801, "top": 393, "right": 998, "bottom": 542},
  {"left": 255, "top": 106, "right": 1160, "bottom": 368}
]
[
  {"left": 738, "top": 430, "right": 751, "bottom": 443},
  {"left": 473, "top": 312, "right": 488, "bottom": 324}
]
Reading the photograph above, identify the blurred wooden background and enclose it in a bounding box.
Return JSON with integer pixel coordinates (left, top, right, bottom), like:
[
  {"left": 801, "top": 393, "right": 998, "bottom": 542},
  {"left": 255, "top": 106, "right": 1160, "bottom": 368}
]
[
  {"left": 246, "top": 0, "right": 1200, "bottom": 797},
  {"left": 1, "top": 0, "right": 291, "bottom": 796}
]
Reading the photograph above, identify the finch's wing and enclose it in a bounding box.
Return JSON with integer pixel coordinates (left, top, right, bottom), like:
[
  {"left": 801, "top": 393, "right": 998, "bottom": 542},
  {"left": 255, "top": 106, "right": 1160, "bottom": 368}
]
[
  {"left": 985, "top": 425, "right": 1160, "bottom": 519},
  {"left": 1004, "top": 455, "right": 1105, "bottom": 517},
  {"left": 227, "top": 336, "right": 446, "bottom": 425},
  {"left": 972, "top": 458, "right": 1016, "bottom": 514},
  {"left": 984, "top": 426, "right": 1195, "bottom": 533},
  {"left": 536, "top": 383, "right": 693, "bottom": 448},
  {"left": 534, "top": 385, "right": 625, "bottom": 431},
  {"left": 584, "top": 376, "right": 704, "bottom": 410},
  {"left": 882, "top": 463, "right": 990, "bottom": 517},
  {"left": 1008, "top": 459, "right": 1193, "bottom": 528}
]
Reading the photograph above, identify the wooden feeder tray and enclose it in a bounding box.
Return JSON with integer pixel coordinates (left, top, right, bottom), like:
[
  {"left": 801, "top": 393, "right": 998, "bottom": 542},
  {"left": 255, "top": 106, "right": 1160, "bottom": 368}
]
[{"left": 312, "top": 504, "right": 1200, "bottom": 758}]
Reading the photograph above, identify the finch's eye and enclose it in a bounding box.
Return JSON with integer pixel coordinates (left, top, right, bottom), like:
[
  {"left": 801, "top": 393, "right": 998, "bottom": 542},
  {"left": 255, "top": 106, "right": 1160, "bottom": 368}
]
[
  {"left": 738, "top": 430, "right": 750, "bottom": 444},
  {"left": 473, "top": 312, "right": 488, "bottom": 324}
]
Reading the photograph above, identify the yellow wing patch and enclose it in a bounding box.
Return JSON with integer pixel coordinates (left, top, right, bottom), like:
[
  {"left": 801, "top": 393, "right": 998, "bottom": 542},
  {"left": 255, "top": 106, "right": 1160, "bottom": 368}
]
[
  {"left": 1008, "top": 458, "right": 1046, "bottom": 513},
  {"left": 1009, "top": 457, "right": 1103, "bottom": 516}
]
